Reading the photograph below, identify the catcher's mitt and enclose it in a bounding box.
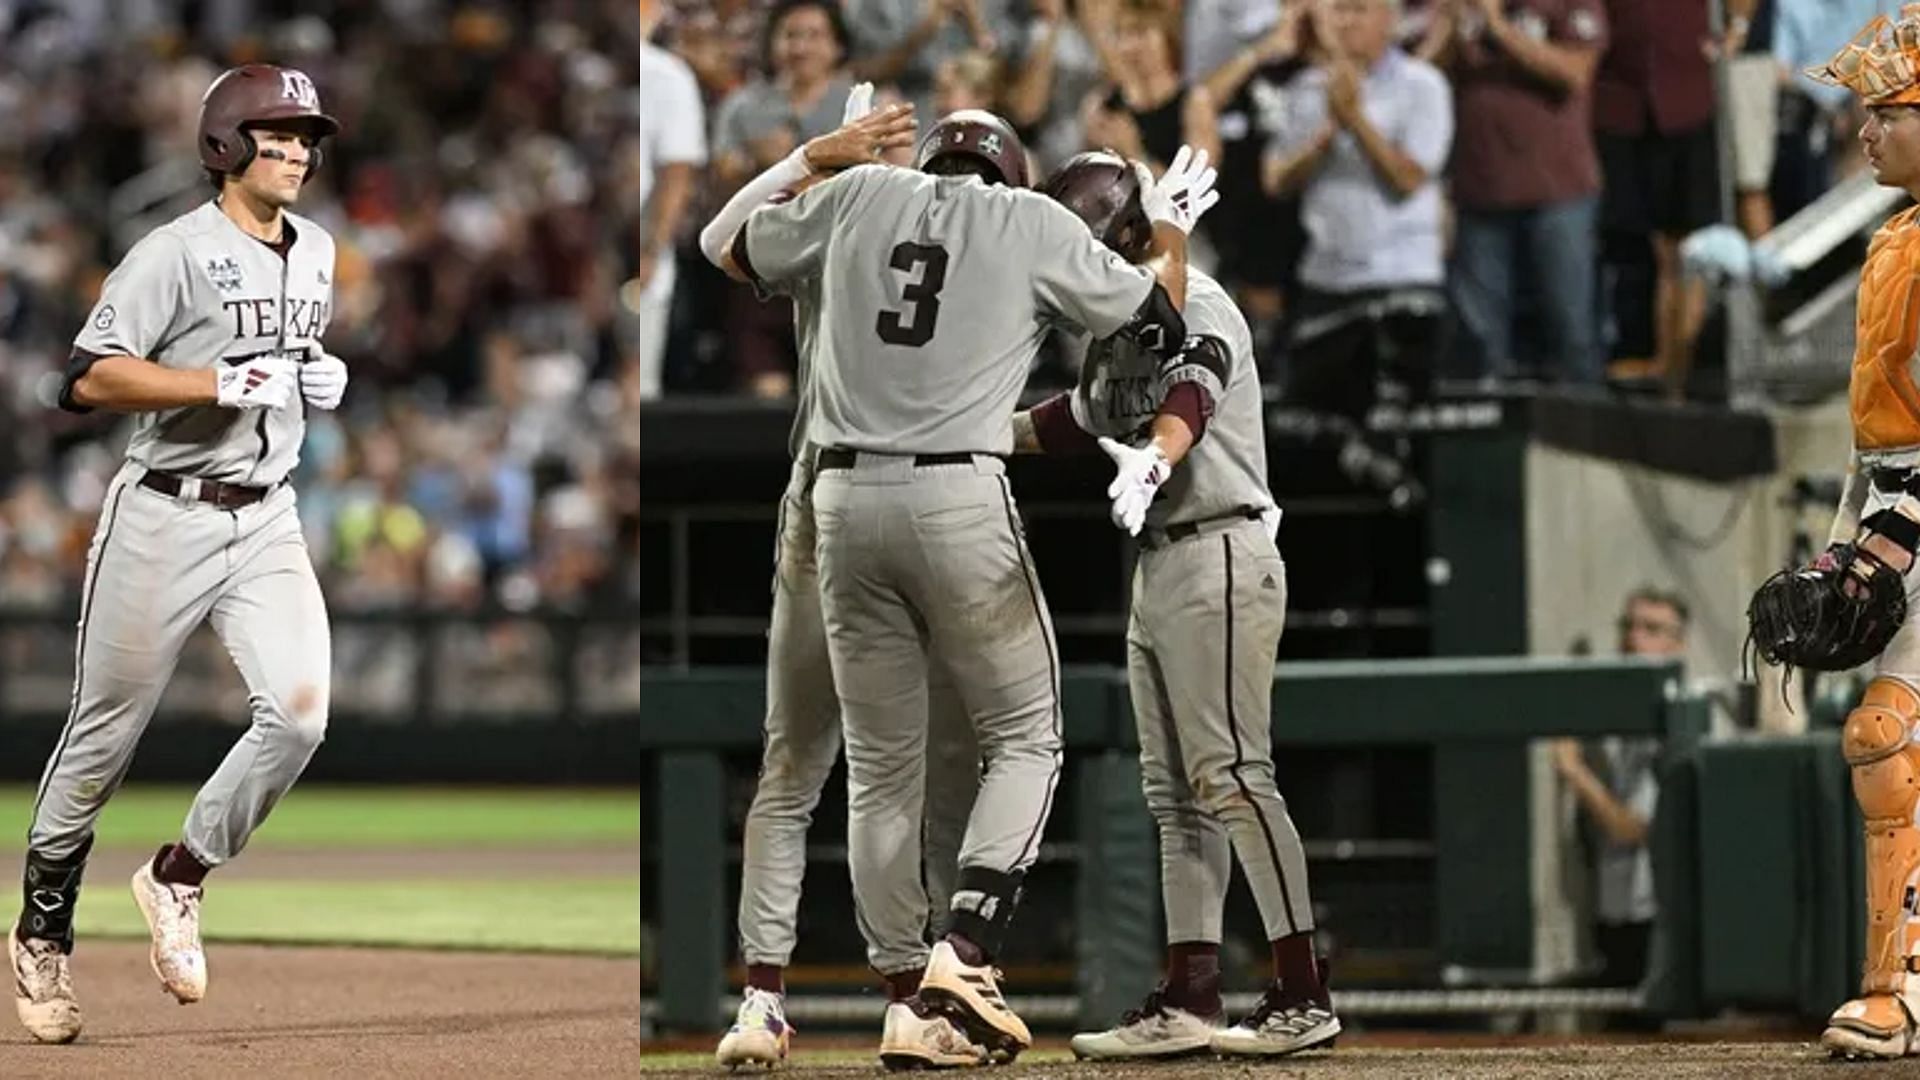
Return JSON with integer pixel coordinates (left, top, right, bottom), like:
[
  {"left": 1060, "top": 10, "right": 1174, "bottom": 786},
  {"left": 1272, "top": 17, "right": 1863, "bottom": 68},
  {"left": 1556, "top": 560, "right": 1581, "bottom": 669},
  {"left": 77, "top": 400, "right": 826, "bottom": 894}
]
[{"left": 1747, "top": 543, "right": 1907, "bottom": 673}]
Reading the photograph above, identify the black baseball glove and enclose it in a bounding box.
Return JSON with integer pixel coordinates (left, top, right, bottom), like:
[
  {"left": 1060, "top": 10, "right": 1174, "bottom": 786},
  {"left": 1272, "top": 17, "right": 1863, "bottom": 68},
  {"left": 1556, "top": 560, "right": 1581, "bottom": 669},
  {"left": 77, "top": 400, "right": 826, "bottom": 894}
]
[{"left": 1747, "top": 541, "right": 1907, "bottom": 673}]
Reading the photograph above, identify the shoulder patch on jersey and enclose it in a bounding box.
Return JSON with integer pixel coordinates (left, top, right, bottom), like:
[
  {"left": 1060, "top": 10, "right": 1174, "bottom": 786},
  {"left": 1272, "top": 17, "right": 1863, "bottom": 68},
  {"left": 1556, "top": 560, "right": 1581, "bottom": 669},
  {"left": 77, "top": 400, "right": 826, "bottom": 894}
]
[
  {"left": 93, "top": 305, "right": 114, "bottom": 331},
  {"left": 205, "top": 256, "right": 244, "bottom": 293}
]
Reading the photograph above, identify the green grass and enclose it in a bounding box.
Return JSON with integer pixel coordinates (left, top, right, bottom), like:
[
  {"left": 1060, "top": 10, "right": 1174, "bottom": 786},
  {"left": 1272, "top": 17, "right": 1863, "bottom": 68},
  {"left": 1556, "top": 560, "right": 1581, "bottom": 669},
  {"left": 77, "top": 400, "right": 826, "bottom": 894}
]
[
  {"left": 80, "top": 878, "right": 642, "bottom": 954},
  {"left": 0, "top": 786, "right": 643, "bottom": 953},
  {"left": 0, "top": 785, "right": 641, "bottom": 848}
]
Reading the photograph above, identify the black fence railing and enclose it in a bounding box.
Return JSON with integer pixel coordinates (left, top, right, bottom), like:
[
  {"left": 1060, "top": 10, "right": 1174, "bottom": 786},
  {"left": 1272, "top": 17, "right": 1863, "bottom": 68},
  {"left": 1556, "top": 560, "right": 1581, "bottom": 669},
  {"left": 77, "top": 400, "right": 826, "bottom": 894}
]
[{"left": 0, "top": 607, "right": 642, "bottom": 783}]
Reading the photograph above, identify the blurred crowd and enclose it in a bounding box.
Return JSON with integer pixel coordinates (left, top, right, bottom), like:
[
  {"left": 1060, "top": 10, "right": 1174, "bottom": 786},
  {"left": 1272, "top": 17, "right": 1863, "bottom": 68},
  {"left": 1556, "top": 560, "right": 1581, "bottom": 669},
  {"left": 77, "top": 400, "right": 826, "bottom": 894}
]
[
  {"left": 640, "top": 0, "right": 1886, "bottom": 406},
  {"left": 0, "top": 0, "right": 643, "bottom": 618}
]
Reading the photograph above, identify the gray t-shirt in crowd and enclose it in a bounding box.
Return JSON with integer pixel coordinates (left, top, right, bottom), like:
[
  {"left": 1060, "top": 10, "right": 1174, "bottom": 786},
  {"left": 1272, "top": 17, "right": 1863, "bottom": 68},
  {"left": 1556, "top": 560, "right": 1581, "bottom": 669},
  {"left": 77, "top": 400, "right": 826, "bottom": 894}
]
[{"left": 712, "top": 76, "right": 853, "bottom": 163}]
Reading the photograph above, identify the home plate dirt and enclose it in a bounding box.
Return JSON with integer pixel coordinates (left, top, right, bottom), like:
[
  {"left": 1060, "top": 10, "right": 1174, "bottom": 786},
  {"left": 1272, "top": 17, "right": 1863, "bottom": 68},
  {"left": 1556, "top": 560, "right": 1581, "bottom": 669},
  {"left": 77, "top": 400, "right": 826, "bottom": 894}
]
[
  {"left": 0, "top": 941, "right": 640, "bottom": 1079},
  {"left": 643, "top": 1038, "right": 1919, "bottom": 1078}
]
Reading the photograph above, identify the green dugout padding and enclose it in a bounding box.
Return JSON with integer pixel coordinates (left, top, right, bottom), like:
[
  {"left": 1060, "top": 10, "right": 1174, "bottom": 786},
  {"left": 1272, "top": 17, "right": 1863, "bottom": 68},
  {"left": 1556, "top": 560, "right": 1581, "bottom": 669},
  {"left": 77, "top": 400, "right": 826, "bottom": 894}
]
[
  {"left": 1686, "top": 732, "right": 1860, "bottom": 1018},
  {"left": 641, "top": 656, "right": 1700, "bottom": 1032}
]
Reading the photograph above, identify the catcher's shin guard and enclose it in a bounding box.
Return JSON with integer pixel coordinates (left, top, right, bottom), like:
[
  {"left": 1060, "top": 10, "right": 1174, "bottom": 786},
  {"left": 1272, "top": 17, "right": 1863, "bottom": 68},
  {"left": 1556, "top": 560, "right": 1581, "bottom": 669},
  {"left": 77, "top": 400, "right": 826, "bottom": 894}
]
[{"left": 1827, "top": 678, "right": 1920, "bottom": 1058}]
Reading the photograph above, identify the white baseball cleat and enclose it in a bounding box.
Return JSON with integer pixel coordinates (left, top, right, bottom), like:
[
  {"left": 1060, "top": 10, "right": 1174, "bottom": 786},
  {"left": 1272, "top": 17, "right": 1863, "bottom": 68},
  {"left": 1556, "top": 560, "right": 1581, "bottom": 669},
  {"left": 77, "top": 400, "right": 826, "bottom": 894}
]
[
  {"left": 1069, "top": 985, "right": 1222, "bottom": 1060},
  {"left": 878, "top": 997, "right": 988, "bottom": 1070},
  {"left": 10, "top": 926, "right": 81, "bottom": 1044},
  {"left": 715, "top": 986, "right": 791, "bottom": 1069},
  {"left": 130, "top": 862, "right": 206, "bottom": 1004},
  {"left": 916, "top": 941, "right": 1031, "bottom": 1060},
  {"left": 1211, "top": 984, "right": 1340, "bottom": 1058}
]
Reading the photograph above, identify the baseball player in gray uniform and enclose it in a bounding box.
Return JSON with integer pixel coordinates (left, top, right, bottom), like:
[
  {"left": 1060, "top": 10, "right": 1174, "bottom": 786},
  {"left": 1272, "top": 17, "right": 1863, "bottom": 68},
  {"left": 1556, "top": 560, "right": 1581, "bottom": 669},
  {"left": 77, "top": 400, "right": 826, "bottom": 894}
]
[
  {"left": 10, "top": 64, "right": 345, "bottom": 1045},
  {"left": 697, "top": 92, "right": 985, "bottom": 1071},
  {"left": 1012, "top": 152, "right": 1338, "bottom": 1061},
  {"left": 717, "top": 110, "right": 1218, "bottom": 1065}
]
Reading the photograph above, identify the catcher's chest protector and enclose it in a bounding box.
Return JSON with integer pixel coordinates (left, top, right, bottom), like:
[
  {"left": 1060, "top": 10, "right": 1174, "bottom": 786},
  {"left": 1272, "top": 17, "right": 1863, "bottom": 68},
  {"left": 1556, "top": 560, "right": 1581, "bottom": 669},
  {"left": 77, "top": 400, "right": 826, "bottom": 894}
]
[
  {"left": 1852, "top": 207, "right": 1920, "bottom": 451},
  {"left": 1844, "top": 679, "right": 1920, "bottom": 1003}
]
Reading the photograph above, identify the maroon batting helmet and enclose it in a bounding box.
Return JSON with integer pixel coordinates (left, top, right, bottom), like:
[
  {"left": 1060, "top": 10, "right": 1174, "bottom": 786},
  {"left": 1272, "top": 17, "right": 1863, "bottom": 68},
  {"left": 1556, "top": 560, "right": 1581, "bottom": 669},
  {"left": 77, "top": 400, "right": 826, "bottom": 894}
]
[
  {"left": 914, "top": 109, "right": 1029, "bottom": 188},
  {"left": 1041, "top": 150, "right": 1153, "bottom": 263},
  {"left": 198, "top": 64, "right": 340, "bottom": 176}
]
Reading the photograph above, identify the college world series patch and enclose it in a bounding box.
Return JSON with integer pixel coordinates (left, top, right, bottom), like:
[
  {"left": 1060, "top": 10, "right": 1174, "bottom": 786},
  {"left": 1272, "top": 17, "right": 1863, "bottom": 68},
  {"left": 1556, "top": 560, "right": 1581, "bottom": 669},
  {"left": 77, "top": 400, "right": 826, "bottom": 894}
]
[{"left": 205, "top": 256, "right": 244, "bottom": 293}]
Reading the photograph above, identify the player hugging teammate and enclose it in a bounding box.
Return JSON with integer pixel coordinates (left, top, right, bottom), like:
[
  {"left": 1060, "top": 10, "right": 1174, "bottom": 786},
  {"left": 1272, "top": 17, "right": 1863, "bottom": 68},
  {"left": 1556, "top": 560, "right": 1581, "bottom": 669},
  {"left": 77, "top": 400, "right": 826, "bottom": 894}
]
[{"left": 701, "top": 80, "right": 1335, "bottom": 1069}]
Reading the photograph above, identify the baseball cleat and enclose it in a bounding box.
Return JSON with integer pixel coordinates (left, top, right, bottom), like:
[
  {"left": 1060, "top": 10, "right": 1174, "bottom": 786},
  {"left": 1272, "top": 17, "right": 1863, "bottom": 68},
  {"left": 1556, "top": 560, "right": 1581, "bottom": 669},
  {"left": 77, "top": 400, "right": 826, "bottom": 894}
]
[
  {"left": 715, "top": 986, "right": 791, "bottom": 1069},
  {"left": 130, "top": 861, "right": 206, "bottom": 1004},
  {"left": 879, "top": 996, "right": 988, "bottom": 1070},
  {"left": 10, "top": 926, "right": 81, "bottom": 1044},
  {"left": 1821, "top": 993, "right": 1920, "bottom": 1059},
  {"left": 916, "top": 941, "right": 1031, "bottom": 1059},
  {"left": 1211, "top": 983, "right": 1340, "bottom": 1058},
  {"left": 1069, "top": 984, "right": 1222, "bottom": 1060}
]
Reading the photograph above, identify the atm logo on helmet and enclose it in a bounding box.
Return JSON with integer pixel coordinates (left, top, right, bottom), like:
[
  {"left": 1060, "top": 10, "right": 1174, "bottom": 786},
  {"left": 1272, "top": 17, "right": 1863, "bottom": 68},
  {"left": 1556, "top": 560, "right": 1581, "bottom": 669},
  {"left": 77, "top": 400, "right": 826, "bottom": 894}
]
[{"left": 280, "top": 70, "right": 319, "bottom": 110}]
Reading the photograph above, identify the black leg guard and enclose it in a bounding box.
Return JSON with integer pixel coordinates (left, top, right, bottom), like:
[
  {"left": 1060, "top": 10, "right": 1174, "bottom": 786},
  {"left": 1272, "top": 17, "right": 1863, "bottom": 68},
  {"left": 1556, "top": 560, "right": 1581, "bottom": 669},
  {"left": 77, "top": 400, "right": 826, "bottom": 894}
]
[
  {"left": 948, "top": 866, "right": 1024, "bottom": 962},
  {"left": 21, "top": 837, "right": 92, "bottom": 953}
]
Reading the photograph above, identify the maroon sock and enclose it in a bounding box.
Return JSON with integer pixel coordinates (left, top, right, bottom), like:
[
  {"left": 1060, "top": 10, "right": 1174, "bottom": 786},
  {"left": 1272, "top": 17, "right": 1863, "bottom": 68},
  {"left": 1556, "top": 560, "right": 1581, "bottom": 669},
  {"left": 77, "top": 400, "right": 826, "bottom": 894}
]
[
  {"left": 746, "top": 963, "right": 785, "bottom": 994},
  {"left": 1163, "top": 941, "right": 1222, "bottom": 1016},
  {"left": 153, "top": 843, "right": 208, "bottom": 888},
  {"left": 1270, "top": 932, "right": 1327, "bottom": 1006},
  {"left": 882, "top": 970, "right": 920, "bottom": 1002},
  {"left": 944, "top": 931, "right": 988, "bottom": 967}
]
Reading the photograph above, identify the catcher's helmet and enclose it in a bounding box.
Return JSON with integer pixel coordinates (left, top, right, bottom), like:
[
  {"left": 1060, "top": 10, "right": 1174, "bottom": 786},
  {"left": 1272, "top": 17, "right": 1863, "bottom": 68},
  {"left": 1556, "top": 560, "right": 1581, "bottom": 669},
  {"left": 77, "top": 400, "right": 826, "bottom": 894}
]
[
  {"left": 198, "top": 64, "right": 340, "bottom": 176},
  {"left": 914, "top": 109, "right": 1029, "bottom": 188},
  {"left": 1041, "top": 150, "right": 1153, "bottom": 263}
]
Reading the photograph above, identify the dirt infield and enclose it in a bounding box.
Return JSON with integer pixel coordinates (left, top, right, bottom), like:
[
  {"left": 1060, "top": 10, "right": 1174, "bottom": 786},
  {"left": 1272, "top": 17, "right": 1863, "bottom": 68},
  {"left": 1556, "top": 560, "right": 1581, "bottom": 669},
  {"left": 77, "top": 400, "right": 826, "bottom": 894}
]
[
  {"left": 0, "top": 941, "right": 641, "bottom": 1079},
  {"left": 643, "top": 1038, "right": 1919, "bottom": 1078}
]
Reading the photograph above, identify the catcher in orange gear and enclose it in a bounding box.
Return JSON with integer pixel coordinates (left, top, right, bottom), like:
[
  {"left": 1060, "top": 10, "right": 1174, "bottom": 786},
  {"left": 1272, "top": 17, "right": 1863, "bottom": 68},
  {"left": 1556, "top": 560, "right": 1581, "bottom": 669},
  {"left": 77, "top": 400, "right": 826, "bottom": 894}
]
[{"left": 1795, "top": 4, "right": 1920, "bottom": 1059}]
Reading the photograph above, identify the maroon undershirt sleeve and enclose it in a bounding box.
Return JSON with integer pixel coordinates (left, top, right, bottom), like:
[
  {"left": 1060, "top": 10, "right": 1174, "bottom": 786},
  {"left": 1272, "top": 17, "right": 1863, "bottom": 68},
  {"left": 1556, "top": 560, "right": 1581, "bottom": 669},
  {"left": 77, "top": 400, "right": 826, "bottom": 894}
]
[
  {"left": 1030, "top": 392, "right": 1098, "bottom": 455},
  {"left": 1159, "top": 381, "right": 1214, "bottom": 443}
]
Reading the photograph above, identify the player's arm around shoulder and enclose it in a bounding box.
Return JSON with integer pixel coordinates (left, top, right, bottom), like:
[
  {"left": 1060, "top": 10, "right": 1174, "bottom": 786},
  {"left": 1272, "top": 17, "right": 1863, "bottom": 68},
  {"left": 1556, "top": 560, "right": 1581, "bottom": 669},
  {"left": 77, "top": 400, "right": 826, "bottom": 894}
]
[{"left": 61, "top": 232, "right": 218, "bottom": 413}]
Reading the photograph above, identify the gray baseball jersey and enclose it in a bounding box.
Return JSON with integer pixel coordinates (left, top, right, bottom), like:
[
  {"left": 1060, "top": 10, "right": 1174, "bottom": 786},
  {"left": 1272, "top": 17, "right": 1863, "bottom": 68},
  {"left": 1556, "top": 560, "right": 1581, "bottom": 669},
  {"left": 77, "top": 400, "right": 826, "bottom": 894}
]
[
  {"left": 741, "top": 165, "right": 1154, "bottom": 454},
  {"left": 1063, "top": 268, "right": 1274, "bottom": 530},
  {"left": 74, "top": 200, "right": 336, "bottom": 486}
]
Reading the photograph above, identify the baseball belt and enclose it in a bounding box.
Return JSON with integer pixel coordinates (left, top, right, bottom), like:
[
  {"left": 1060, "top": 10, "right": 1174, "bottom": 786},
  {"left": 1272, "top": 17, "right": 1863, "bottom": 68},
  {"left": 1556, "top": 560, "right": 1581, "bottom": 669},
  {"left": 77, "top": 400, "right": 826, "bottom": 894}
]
[
  {"left": 816, "top": 448, "right": 993, "bottom": 471},
  {"left": 1139, "top": 505, "right": 1266, "bottom": 550},
  {"left": 139, "top": 469, "right": 272, "bottom": 509}
]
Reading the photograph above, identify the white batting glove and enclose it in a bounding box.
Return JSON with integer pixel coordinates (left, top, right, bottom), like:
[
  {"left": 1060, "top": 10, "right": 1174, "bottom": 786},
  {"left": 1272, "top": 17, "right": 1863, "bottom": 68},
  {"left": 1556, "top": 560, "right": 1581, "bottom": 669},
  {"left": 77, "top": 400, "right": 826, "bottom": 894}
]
[
  {"left": 215, "top": 356, "right": 297, "bottom": 410},
  {"left": 841, "top": 81, "right": 876, "bottom": 125},
  {"left": 1099, "top": 436, "right": 1171, "bottom": 537},
  {"left": 300, "top": 351, "right": 349, "bottom": 411},
  {"left": 1111, "top": 480, "right": 1155, "bottom": 536},
  {"left": 1136, "top": 145, "right": 1220, "bottom": 236}
]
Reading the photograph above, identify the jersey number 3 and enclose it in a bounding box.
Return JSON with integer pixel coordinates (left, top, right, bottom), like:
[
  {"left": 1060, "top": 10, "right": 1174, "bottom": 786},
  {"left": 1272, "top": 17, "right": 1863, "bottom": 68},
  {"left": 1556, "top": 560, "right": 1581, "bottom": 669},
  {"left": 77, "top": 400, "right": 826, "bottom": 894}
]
[{"left": 876, "top": 242, "right": 948, "bottom": 348}]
